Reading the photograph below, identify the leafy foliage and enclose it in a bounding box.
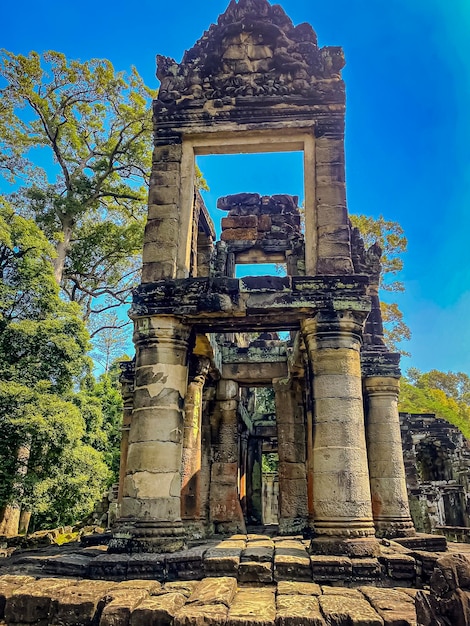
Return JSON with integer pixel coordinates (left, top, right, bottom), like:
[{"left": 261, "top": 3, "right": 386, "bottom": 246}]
[
  {"left": 0, "top": 200, "right": 111, "bottom": 528},
  {"left": 350, "top": 213, "right": 410, "bottom": 353},
  {"left": 400, "top": 369, "right": 470, "bottom": 439},
  {"left": 0, "top": 49, "right": 154, "bottom": 330}
]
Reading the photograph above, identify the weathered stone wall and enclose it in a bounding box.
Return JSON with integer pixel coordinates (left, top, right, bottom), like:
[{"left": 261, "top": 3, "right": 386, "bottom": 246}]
[{"left": 400, "top": 412, "right": 470, "bottom": 534}]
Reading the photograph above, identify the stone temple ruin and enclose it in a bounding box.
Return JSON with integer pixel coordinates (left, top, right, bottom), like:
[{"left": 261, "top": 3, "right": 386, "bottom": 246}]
[
  {"left": 6, "top": 3, "right": 470, "bottom": 625},
  {"left": 110, "top": 0, "right": 419, "bottom": 558}
]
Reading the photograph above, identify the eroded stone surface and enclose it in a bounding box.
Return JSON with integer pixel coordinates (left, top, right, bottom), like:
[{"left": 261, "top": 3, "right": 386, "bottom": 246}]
[
  {"left": 360, "top": 586, "right": 417, "bottom": 626},
  {"left": 186, "top": 577, "right": 237, "bottom": 608},
  {"left": 318, "top": 593, "right": 384, "bottom": 626},
  {"left": 276, "top": 594, "right": 325, "bottom": 626},
  {"left": 227, "top": 587, "right": 276, "bottom": 626},
  {"left": 100, "top": 589, "right": 149, "bottom": 626},
  {"left": 0, "top": 573, "right": 423, "bottom": 626},
  {"left": 130, "top": 592, "right": 186, "bottom": 626}
]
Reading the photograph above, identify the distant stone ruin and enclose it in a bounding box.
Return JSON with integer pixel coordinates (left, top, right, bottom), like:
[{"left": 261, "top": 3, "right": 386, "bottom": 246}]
[
  {"left": 400, "top": 413, "right": 470, "bottom": 536},
  {"left": 110, "top": 0, "right": 418, "bottom": 556}
]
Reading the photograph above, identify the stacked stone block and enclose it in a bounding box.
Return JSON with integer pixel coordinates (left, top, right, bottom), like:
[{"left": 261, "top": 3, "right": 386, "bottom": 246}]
[{"left": 218, "top": 193, "right": 302, "bottom": 244}]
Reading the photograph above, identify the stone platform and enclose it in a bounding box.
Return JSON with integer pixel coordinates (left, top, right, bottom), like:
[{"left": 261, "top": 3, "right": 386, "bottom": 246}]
[
  {"left": 0, "top": 533, "right": 449, "bottom": 588},
  {"left": 0, "top": 574, "right": 421, "bottom": 625},
  {"left": 1, "top": 532, "right": 466, "bottom": 624}
]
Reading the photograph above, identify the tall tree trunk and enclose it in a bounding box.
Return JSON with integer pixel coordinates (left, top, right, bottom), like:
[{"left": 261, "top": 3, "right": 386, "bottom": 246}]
[
  {"left": 0, "top": 438, "right": 31, "bottom": 537},
  {"left": 53, "top": 221, "right": 73, "bottom": 285},
  {"left": 0, "top": 505, "right": 21, "bottom": 537},
  {"left": 18, "top": 509, "right": 32, "bottom": 535}
]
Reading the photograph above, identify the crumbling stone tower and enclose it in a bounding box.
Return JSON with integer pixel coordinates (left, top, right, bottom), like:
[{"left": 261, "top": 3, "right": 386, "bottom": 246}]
[{"left": 111, "top": 0, "right": 415, "bottom": 556}]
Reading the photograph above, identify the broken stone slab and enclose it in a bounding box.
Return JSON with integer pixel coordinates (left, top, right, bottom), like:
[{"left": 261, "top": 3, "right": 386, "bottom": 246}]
[
  {"left": 318, "top": 593, "right": 384, "bottom": 626},
  {"left": 412, "top": 550, "right": 441, "bottom": 584},
  {"left": 276, "top": 594, "right": 325, "bottom": 626},
  {"left": 310, "top": 555, "right": 352, "bottom": 583},
  {"left": 239, "top": 561, "right": 273, "bottom": 583},
  {"left": 4, "top": 577, "right": 77, "bottom": 624},
  {"left": 52, "top": 580, "right": 117, "bottom": 626},
  {"left": 129, "top": 592, "right": 186, "bottom": 626},
  {"left": 186, "top": 576, "right": 237, "bottom": 607},
  {"left": 414, "top": 590, "right": 444, "bottom": 626},
  {"left": 226, "top": 587, "right": 276, "bottom": 626},
  {"left": 431, "top": 553, "right": 470, "bottom": 595},
  {"left": 100, "top": 589, "right": 149, "bottom": 626},
  {"left": 360, "top": 586, "right": 417, "bottom": 626},
  {"left": 0, "top": 576, "right": 35, "bottom": 620},
  {"left": 378, "top": 553, "right": 416, "bottom": 580}
]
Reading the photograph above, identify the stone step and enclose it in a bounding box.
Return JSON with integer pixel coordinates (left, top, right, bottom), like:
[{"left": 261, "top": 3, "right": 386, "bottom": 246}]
[{"left": 0, "top": 574, "right": 420, "bottom": 626}]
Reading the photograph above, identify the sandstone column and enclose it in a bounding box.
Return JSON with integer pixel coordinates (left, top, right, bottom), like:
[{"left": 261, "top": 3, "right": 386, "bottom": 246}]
[
  {"left": 181, "top": 356, "right": 210, "bottom": 537},
  {"left": 209, "top": 379, "right": 246, "bottom": 534},
  {"left": 117, "top": 360, "right": 135, "bottom": 506},
  {"left": 302, "top": 312, "right": 379, "bottom": 556},
  {"left": 111, "top": 316, "right": 190, "bottom": 553},
  {"left": 273, "top": 377, "right": 308, "bottom": 534},
  {"left": 364, "top": 376, "right": 415, "bottom": 538},
  {"left": 142, "top": 141, "right": 184, "bottom": 283}
]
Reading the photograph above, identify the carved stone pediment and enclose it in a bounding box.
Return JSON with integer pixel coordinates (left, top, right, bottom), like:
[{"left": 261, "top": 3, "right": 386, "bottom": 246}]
[{"left": 156, "top": 0, "right": 345, "bottom": 113}]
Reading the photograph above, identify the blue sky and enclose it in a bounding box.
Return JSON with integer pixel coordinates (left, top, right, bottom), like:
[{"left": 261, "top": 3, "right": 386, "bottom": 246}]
[{"left": 2, "top": 0, "right": 470, "bottom": 375}]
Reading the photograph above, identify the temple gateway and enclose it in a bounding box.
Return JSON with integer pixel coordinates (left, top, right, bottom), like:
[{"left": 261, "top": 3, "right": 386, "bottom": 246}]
[{"left": 110, "top": 0, "right": 417, "bottom": 557}]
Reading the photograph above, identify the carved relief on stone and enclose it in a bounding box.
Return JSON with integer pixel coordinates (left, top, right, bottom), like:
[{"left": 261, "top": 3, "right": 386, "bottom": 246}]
[{"left": 155, "top": 0, "right": 345, "bottom": 109}]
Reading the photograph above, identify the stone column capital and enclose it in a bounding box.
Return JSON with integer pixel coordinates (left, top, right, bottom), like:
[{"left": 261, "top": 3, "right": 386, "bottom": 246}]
[
  {"left": 133, "top": 315, "right": 191, "bottom": 350},
  {"left": 364, "top": 376, "right": 400, "bottom": 397},
  {"left": 301, "top": 309, "right": 367, "bottom": 351}
]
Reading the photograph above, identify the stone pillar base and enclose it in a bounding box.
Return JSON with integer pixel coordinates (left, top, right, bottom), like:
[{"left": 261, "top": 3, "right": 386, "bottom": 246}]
[
  {"left": 109, "top": 520, "right": 186, "bottom": 554},
  {"left": 310, "top": 536, "right": 380, "bottom": 558},
  {"left": 182, "top": 519, "right": 214, "bottom": 541},
  {"left": 375, "top": 519, "right": 416, "bottom": 539},
  {"left": 279, "top": 517, "right": 308, "bottom": 536},
  {"left": 215, "top": 520, "right": 246, "bottom": 535}
]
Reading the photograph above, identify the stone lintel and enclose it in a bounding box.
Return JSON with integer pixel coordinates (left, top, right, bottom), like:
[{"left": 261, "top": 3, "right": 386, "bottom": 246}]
[
  {"left": 154, "top": 98, "right": 345, "bottom": 132},
  {"left": 130, "top": 275, "right": 370, "bottom": 332},
  {"left": 221, "top": 361, "right": 288, "bottom": 385}
]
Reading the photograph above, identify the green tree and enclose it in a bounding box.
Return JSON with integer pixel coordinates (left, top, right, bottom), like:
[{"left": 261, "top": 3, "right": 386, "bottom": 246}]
[
  {"left": 92, "top": 360, "right": 126, "bottom": 481},
  {"left": 0, "top": 199, "right": 110, "bottom": 534},
  {"left": 400, "top": 369, "right": 470, "bottom": 439},
  {"left": 0, "top": 49, "right": 154, "bottom": 330},
  {"left": 350, "top": 213, "right": 410, "bottom": 353},
  {"left": 90, "top": 312, "right": 130, "bottom": 372}
]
